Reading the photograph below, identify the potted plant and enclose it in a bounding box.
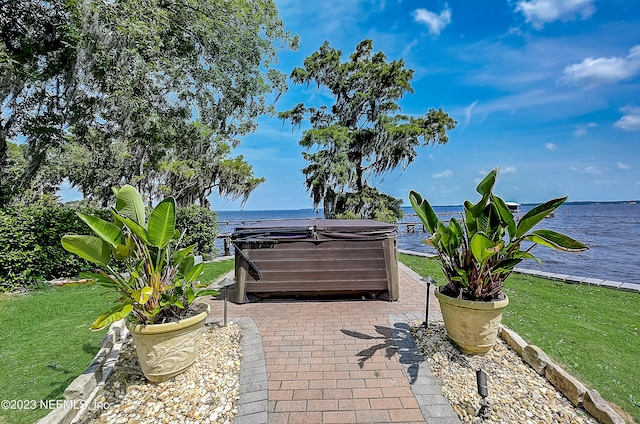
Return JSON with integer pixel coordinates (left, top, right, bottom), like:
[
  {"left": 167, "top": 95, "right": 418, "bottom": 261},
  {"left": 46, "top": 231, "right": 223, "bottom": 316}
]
[
  {"left": 61, "top": 185, "right": 219, "bottom": 382},
  {"left": 409, "top": 168, "right": 588, "bottom": 354}
]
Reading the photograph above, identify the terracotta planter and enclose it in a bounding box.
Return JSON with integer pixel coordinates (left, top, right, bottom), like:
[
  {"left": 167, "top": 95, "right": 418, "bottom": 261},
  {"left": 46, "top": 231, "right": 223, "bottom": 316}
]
[
  {"left": 126, "top": 303, "right": 210, "bottom": 382},
  {"left": 434, "top": 289, "right": 509, "bottom": 355}
]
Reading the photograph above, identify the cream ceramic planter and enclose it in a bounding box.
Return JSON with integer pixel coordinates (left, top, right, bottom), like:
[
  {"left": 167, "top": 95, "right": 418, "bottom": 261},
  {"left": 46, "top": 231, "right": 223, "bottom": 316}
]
[
  {"left": 126, "top": 303, "right": 210, "bottom": 383},
  {"left": 434, "top": 289, "right": 509, "bottom": 355}
]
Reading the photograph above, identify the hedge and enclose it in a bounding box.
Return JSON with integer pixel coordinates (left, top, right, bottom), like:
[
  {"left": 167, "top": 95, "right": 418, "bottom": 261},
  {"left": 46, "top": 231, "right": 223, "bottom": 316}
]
[{"left": 0, "top": 205, "right": 218, "bottom": 292}]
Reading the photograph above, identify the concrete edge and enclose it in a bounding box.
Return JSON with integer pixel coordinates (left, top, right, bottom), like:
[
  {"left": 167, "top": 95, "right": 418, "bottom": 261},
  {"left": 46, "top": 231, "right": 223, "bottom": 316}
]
[
  {"left": 205, "top": 316, "right": 268, "bottom": 424},
  {"left": 388, "top": 313, "right": 461, "bottom": 424},
  {"left": 36, "top": 321, "right": 129, "bottom": 424},
  {"left": 233, "top": 317, "right": 269, "bottom": 424}
]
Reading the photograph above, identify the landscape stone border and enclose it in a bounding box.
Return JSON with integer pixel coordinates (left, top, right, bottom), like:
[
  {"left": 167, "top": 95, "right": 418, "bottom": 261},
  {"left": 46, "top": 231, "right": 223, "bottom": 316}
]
[
  {"left": 500, "top": 326, "right": 626, "bottom": 424},
  {"left": 37, "top": 320, "right": 129, "bottom": 424}
]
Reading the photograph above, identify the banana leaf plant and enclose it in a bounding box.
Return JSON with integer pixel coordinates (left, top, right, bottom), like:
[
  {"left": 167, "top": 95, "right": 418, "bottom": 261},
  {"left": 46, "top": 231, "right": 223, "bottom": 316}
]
[
  {"left": 409, "top": 168, "right": 588, "bottom": 301},
  {"left": 61, "top": 185, "right": 218, "bottom": 330}
]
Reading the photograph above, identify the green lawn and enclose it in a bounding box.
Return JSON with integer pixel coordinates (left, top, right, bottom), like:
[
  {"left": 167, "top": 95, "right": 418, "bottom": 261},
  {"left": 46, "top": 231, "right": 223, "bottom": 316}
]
[
  {"left": 200, "top": 258, "right": 235, "bottom": 284},
  {"left": 0, "top": 259, "right": 234, "bottom": 424},
  {"left": 399, "top": 253, "right": 640, "bottom": 424}
]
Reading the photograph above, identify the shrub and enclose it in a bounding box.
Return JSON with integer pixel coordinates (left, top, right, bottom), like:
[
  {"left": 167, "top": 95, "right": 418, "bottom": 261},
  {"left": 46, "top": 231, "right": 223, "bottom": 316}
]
[
  {"left": 0, "top": 204, "right": 219, "bottom": 292},
  {"left": 176, "top": 205, "right": 219, "bottom": 260},
  {"left": 0, "top": 206, "right": 109, "bottom": 292}
]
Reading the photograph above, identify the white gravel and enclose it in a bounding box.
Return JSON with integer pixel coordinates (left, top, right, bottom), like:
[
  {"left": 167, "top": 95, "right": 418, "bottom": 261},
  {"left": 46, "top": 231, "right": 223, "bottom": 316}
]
[
  {"left": 410, "top": 320, "right": 598, "bottom": 424},
  {"left": 80, "top": 322, "right": 243, "bottom": 424}
]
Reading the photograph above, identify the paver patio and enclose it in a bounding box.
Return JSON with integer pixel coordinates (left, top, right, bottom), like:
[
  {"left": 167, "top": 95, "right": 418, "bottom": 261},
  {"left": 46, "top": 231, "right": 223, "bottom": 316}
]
[{"left": 205, "top": 263, "right": 460, "bottom": 424}]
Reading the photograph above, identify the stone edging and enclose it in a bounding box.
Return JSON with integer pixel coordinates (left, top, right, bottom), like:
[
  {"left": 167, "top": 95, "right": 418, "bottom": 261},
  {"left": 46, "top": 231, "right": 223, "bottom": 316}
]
[
  {"left": 37, "top": 321, "right": 129, "bottom": 424},
  {"left": 499, "top": 326, "right": 626, "bottom": 424}
]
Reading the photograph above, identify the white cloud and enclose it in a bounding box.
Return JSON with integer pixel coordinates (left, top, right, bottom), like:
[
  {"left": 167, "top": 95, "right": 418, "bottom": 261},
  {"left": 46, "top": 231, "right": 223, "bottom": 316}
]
[
  {"left": 433, "top": 169, "right": 453, "bottom": 178},
  {"left": 583, "top": 166, "right": 603, "bottom": 175},
  {"left": 563, "top": 45, "right": 640, "bottom": 87},
  {"left": 545, "top": 143, "right": 557, "bottom": 151},
  {"left": 570, "top": 165, "right": 604, "bottom": 174},
  {"left": 515, "top": 0, "right": 595, "bottom": 29},
  {"left": 574, "top": 122, "right": 598, "bottom": 137},
  {"left": 614, "top": 106, "right": 640, "bottom": 131},
  {"left": 462, "top": 100, "right": 478, "bottom": 130},
  {"left": 413, "top": 5, "right": 452, "bottom": 36},
  {"left": 617, "top": 162, "right": 631, "bottom": 170},
  {"left": 502, "top": 166, "right": 517, "bottom": 174}
]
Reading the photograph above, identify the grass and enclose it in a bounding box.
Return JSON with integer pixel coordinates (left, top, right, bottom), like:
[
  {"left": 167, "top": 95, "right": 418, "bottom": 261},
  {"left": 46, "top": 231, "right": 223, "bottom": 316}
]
[
  {"left": 0, "top": 259, "right": 234, "bottom": 424},
  {"left": 399, "top": 253, "right": 640, "bottom": 424},
  {"left": 200, "top": 259, "right": 234, "bottom": 284}
]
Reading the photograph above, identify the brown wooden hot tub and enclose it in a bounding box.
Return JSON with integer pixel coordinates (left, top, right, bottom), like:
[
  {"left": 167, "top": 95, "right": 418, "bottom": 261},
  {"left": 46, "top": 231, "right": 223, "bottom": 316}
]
[{"left": 231, "top": 219, "right": 398, "bottom": 303}]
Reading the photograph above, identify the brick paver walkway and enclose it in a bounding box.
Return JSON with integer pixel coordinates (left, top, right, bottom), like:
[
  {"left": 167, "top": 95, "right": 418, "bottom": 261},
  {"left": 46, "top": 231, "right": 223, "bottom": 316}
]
[{"left": 205, "top": 263, "right": 460, "bottom": 424}]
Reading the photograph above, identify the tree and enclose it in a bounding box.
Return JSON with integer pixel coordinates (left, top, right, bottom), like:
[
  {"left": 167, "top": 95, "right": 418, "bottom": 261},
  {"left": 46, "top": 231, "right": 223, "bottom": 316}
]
[
  {"left": 0, "top": 142, "right": 63, "bottom": 206},
  {"left": 60, "top": 121, "right": 265, "bottom": 208},
  {"left": 1, "top": 0, "right": 297, "bottom": 206},
  {"left": 280, "top": 39, "right": 456, "bottom": 220},
  {"left": 0, "top": 0, "right": 81, "bottom": 201}
]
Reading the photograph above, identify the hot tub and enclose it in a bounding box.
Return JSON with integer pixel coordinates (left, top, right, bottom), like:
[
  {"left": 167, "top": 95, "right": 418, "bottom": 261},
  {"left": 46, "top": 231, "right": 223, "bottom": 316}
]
[{"left": 231, "top": 219, "right": 398, "bottom": 302}]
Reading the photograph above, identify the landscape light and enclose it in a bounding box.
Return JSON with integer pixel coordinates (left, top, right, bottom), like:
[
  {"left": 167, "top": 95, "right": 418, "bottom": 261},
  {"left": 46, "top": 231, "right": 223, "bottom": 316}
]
[
  {"left": 476, "top": 368, "right": 492, "bottom": 419},
  {"left": 422, "top": 277, "right": 433, "bottom": 328}
]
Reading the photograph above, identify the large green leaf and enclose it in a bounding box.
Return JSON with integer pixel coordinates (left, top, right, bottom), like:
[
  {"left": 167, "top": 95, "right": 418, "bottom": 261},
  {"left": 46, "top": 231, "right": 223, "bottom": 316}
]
[
  {"left": 90, "top": 303, "right": 133, "bottom": 331},
  {"left": 112, "top": 237, "right": 134, "bottom": 260},
  {"left": 526, "top": 229, "right": 589, "bottom": 252},
  {"left": 492, "top": 195, "right": 516, "bottom": 239},
  {"left": 184, "top": 262, "right": 204, "bottom": 283},
  {"left": 409, "top": 190, "right": 439, "bottom": 233},
  {"left": 147, "top": 197, "right": 176, "bottom": 248},
  {"left": 470, "top": 233, "right": 501, "bottom": 262},
  {"left": 113, "top": 213, "right": 148, "bottom": 244},
  {"left": 77, "top": 213, "right": 123, "bottom": 248},
  {"left": 476, "top": 168, "right": 498, "bottom": 196},
  {"left": 61, "top": 235, "right": 111, "bottom": 266},
  {"left": 172, "top": 244, "right": 196, "bottom": 266},
  {"left": 115, "top": 184, "right": 146, "bottom": 225},
  {"left": 516, "top": 196, "right": 567, "bottom": 238},
  {"left": 491, "top": 258, "right": 525, "bottom": 274},
  {"left": 194, "top": 289, "right": 220, "bottom": 299}
]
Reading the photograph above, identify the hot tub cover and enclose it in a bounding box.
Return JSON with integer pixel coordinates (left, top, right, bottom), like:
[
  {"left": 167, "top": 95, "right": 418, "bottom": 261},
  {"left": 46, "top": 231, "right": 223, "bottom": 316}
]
[{"left": 231, "top": 218, "right": 397, "bottom": 243}]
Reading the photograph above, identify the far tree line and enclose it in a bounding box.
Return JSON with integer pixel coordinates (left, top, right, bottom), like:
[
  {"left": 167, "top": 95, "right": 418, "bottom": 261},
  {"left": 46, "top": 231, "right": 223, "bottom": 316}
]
[{"left": 1, "top": 0, "right": 455, "bottom": 219}]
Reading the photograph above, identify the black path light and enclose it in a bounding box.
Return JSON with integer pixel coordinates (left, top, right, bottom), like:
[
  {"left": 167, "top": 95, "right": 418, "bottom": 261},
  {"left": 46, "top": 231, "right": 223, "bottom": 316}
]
[
  {"left": 476, "top": 368, "right": 492, "bottom": 418},
  {"left": 217, "top": 278, "right": 236, "bottom": 327},
  {"left": 422, "top": 276, "right": 433, "bottom": 328}
]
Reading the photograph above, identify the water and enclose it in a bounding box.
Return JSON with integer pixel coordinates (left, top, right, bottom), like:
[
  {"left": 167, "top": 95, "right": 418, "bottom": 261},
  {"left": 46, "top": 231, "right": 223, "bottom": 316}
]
[{"left": 214, "top": 203, "right": 640, "bottom": 284}]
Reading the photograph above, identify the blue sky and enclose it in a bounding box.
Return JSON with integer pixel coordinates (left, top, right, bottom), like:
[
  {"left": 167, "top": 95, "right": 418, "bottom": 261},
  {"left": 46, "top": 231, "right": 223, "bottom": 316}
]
[
  {"left": 56, "top": 0, "right": 639, "bottom": 209},
  {"left": 209, "top": 0, "right": 640, "bottom": 211}
]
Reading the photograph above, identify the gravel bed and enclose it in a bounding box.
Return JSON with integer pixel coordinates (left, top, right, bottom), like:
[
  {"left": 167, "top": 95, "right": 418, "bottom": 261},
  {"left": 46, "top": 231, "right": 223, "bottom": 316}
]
[
  {"left": 80, "top": 322, "right": 243, "bottom": 424},
  {"left": 410, "top": 320, "right": 598, "bottom": 424}
]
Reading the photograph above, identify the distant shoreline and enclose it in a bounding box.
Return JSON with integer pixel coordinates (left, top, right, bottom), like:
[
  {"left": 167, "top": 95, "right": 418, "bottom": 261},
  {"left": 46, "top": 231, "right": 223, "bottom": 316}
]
[{"left": 214, "top": 200, "right": 639, "bottom": 213}]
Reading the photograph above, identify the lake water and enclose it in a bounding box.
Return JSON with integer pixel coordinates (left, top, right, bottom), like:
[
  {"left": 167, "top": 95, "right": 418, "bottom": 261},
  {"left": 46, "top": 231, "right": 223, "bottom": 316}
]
[{"left": 215, "top": 203, "right": 640, "bottom": 284}]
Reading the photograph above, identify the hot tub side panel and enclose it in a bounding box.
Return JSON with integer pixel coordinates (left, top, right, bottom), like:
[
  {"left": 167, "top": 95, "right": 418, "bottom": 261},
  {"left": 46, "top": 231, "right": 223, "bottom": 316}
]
[{"left": 234, "top": 238, "right": 398, "bottom": 302}]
